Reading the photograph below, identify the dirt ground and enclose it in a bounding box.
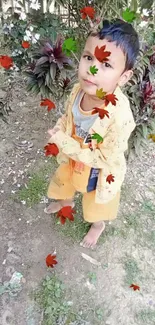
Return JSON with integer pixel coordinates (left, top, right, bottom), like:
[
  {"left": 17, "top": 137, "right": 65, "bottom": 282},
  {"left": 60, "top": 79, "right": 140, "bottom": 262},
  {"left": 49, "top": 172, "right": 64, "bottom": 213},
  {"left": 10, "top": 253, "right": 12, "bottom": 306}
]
[{"left": 0, "top": 75, "right": 155, "bottom": 325}]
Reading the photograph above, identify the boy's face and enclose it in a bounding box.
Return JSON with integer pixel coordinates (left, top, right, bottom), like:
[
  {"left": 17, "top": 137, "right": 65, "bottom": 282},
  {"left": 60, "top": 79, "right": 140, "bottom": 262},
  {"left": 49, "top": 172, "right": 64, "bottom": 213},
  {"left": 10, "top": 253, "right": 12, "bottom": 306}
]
[{"left": 78, "top": 36, "right": 133, "bottom": 96}]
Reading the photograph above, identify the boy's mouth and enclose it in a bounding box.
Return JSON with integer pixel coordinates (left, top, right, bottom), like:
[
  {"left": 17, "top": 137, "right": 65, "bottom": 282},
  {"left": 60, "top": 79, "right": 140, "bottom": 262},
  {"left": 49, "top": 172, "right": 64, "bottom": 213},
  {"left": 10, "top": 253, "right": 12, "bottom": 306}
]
[{"left": 83, "top": 79, "right": 96, "bottom": 85}]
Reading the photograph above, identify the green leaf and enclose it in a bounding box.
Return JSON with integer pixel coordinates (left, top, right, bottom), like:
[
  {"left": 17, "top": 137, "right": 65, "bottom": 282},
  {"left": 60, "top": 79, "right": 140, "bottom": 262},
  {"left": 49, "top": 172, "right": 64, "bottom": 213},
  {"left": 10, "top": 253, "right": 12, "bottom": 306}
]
[
  {"left": 90, "top": 65, "right": 98, "bottom": 75},
  {"left": 122, "top": 8, "right": 137, "bottom": 22},
  {"left": 91, "top": 133, "right": 103, "bottom": 144},
  {"left": 62, "top": 38, "right": 77, "bottom": 56}
]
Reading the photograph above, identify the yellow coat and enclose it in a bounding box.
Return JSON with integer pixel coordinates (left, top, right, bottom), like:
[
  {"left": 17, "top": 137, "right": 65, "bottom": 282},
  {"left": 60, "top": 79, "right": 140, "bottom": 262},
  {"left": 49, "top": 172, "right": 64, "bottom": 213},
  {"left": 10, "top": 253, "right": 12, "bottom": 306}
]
[{"left": 49, "top": 83, "right": 136, "bottom": 204}]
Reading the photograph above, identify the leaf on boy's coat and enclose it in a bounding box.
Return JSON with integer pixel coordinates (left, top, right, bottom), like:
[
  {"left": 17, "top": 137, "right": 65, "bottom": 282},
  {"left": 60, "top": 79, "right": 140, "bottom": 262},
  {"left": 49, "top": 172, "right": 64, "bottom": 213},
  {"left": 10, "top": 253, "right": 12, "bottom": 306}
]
[
  {"left": 94, "top": 45, "right": 111, "bottom": 63},
  {"left": 130, "top": 284, "right": 140, "bottom": 291},
  {"left": 106, "top": 174, "right": 115, "bottom": 184},
  {"left": 62, "top": 38, "right": 77, "bottom": 56},
  {"left": 40, "top": 98, "right": 56, "bottom": 111},
  {"left": 122, "top": 8, "right": 137, "bottom": 23},
  {"left": 90, "top": 65, "right": 98, "bottom": 75},
  {"left": 80, "top": 6, "right": 96, "bottom": 20},
  {"left": 105, "top": 94, "right": 118, "bottom": 106},
  {"left": 148, "top": 134, "right": 155, "bottom": 142},
  {"left": 92, "top": 107, "right": 110, "bottom": 119},
  {"left": 46, "top": 254, "right": 58, "bottom": 268},
  {"left": 91, "top": 133, "right": 103, "bottom": 144},
  {"left": 57, "top": 206, "right": 75, "bottom": 225},
  {"left": 44, "top": 143, "right": 59, "bottom": 156},
  {"left": 96, "top": 88, "right": 106, "bottom": 99}
]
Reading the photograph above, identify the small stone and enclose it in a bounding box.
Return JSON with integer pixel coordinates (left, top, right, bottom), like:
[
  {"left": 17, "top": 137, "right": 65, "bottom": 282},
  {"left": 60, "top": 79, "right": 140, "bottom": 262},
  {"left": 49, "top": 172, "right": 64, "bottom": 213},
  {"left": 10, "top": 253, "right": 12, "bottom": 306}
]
[
  {"left": 7, "top": 247, "right": 13, "bottom": 253},
  {"left": 19, "top": 218, "right": 21, "bottom": 221},
  {"left": 2, "top": 259, "right": 6, "bottom": 265},
  {"left": 26, "top": 220, "right": 30, "bottom": 224}
]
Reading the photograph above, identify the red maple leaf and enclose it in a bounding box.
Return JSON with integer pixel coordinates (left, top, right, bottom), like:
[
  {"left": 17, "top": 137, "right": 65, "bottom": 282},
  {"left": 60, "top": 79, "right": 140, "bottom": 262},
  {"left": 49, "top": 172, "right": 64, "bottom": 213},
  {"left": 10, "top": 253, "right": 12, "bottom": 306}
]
[
  {"left": 94, "top": 45, "right": 111, "bottom": 63},
  {"left": 130, "top": 284, "right": 140, "bottom": 291},
  {"left": 105, "top": 94, "right": 118, "bottom": 106},
  {"left": 80, "top": 6, "right": 96, "bottom": 20},
  {"left": 40, "top": 99, "right": 56, "bottom": 112},
  {"left": 106, "top": 174, "right": 115, "bottom": 184},
  {"left": 46, "top": 254, "right": 58, "bottom": 268},
  {"left": 0, "top": 55, "right": 13, "bottom": 69},
  {"left": 57, "top": 206, "right": 75, "bottom": 225},
  {"left": 44, "top": 143, "right": 59, "bottom": 156},
  {"left": 92, "top": 107, "right": 110, "bottom": 119},
  {"left": 22, "top": 41, "right": 30, "bottom": 49}
]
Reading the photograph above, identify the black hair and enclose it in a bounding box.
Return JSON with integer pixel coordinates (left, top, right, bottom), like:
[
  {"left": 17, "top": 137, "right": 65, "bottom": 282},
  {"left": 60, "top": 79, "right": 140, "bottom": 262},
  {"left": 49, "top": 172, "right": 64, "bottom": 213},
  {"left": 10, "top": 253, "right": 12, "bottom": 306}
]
[{"left": 90, "top": 19, "right": 140, "bottom": 70}]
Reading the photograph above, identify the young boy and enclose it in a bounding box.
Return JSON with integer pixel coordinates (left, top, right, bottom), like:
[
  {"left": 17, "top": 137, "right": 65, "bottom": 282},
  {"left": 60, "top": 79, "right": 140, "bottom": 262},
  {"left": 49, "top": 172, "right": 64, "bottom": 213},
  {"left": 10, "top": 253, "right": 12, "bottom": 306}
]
[{"left": 44, "top": 19, "right": 139, "bottom": 248}]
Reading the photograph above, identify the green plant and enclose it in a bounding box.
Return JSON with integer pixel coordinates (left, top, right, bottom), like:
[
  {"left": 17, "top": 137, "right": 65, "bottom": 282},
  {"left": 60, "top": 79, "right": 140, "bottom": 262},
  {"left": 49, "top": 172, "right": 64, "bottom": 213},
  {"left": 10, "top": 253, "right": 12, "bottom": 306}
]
[
  {"left": 33, "top": 275, "right": 70, "bottom": 325},
  {"left": 124, "top": 46, "right": 155, "bottom": 157},
  {"left": 136, "top": 308, "right": 155, "bottom": 324},
  {"left": 123, "top": 256, "right": 141, "bottom": 285}
]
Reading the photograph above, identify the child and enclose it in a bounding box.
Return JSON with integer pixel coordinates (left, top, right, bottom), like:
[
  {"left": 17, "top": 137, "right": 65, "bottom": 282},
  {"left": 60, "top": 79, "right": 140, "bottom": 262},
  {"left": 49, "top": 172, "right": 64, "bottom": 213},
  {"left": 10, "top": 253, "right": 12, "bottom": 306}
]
[{"left": 44, "top": 19, "right": 139, "bottom": 248}]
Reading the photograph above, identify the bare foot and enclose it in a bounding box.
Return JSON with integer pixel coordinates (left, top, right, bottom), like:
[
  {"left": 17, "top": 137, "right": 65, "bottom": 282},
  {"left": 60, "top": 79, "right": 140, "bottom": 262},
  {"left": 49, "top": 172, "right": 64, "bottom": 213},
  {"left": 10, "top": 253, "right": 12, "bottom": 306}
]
[
  {"left": 44, "top": 199, "right": 74, "bottom": 214},
  {"left": 80, "top": 221, "right": 105, "bottom": 248}
]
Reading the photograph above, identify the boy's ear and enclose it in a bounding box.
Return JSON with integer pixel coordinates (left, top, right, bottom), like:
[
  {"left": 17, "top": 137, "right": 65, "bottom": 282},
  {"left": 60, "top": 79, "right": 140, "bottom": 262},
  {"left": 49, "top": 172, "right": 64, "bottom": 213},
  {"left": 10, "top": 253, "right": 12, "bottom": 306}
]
[{"left": 118, "top": 69, "right": 133, "bottom": 87}]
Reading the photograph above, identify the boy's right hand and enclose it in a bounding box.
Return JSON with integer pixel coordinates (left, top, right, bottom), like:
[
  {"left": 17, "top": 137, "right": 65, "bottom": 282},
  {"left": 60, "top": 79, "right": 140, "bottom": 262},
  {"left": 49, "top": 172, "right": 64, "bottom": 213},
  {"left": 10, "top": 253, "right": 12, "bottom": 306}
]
[{"left": 47, "top": 127, "right": 60, "bottom": 137}]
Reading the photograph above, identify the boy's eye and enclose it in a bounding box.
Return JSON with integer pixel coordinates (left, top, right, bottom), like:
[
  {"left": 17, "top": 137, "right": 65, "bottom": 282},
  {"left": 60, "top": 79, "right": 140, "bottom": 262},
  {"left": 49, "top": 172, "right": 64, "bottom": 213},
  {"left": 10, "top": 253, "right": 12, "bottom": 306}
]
[
  {"left": 104, "top": 62, "right": 112, "bottom": 68},
  {"left": 83, "top": 55, "right": 92, "bottom": 61}
]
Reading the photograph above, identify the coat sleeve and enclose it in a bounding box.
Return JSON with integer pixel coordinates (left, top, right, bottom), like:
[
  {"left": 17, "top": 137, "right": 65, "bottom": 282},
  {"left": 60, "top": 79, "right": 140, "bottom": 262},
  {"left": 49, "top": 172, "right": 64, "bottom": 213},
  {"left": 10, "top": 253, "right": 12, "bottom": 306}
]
[{"left": 49, "top": 117, "right": 136, "bottom": 172}]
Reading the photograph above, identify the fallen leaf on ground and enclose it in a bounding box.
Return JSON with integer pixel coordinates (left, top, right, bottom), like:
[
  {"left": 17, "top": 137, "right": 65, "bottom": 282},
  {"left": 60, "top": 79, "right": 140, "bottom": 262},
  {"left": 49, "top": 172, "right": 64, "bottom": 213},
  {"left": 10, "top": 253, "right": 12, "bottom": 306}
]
[
  {"left": 44, "top": 143, "right": 59, "bottom": 156},
  {"left": 130, "top": 284, "right": 140, "bottom": 291},
  {"left": 40, "top": 99, "right": 56, "bottom": 111},
  {"left": 46, "top": 254, "right": 58, "bottom": 268},
  {"left": 57, "top": 206, "right": 75, "bottom": 225},
  {"left": 94, "top": 45, "right": 111, "bottom": 63}
]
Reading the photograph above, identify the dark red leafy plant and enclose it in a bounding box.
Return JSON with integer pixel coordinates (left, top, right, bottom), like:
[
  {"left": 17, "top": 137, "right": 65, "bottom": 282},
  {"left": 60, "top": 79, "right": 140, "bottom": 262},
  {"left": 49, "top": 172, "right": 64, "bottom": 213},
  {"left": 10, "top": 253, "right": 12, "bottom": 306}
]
[
  {"left": 25, "top": 35, "right": 73, "bottom": 97},
  {"left": 46, "top": 254, "right": 58, "bottom": 268},
  {"left": 44, "top": 143, "right": 59, "bottom": 156},
  {"left": 57, "top": 206, "right": 75, "bottom": 225}
]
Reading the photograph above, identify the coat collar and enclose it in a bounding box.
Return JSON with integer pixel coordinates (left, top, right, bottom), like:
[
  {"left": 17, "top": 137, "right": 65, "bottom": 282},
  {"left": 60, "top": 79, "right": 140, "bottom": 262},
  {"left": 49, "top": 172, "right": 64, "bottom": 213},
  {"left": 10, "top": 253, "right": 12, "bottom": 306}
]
[{"left": 69, "top": 83, "right": 122, "bottom": 135}]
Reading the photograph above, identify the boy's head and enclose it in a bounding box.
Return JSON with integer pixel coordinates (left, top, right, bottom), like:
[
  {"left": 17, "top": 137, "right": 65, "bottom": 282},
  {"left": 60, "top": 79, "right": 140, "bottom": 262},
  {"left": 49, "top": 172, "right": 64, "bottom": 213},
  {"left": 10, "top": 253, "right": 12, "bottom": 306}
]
[{"left": 78, "top": 19, "right": 140, "bottom": 96}]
